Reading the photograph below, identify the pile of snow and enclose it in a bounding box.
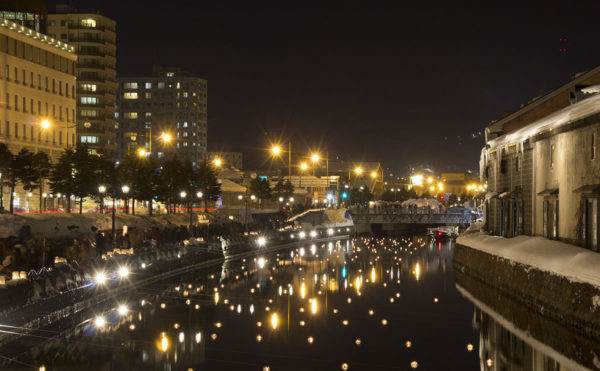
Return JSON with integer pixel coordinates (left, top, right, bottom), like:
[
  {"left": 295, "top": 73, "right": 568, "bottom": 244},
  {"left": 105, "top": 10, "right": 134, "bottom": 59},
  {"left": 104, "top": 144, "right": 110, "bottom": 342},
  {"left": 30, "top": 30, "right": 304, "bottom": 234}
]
[
  {"left": 458, "top": 231, "right": 600, "bottom": 288},
  {"left": 401, "top": 198, "right": 442, "bottom": 209},
  {"left": 0, "top": 213, "right": 191, "bottom": 240}
]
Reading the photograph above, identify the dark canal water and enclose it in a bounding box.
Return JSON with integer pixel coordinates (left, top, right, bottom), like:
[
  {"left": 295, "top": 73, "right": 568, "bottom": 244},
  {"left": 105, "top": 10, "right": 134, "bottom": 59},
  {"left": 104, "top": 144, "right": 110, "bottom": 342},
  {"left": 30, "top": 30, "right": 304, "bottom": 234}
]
[{"left": 4, "top": 235, "right": 594, "bottom": 370}]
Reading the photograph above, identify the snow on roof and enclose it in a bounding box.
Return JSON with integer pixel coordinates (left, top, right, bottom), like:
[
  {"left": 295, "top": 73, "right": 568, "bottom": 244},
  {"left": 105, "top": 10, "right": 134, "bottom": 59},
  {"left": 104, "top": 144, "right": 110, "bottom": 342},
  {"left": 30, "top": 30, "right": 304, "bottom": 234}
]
[
  {"left": 219, "top": 178, "right": 246, "bottom": 193},
  {"left": 457, "top": 231, "right": 600, "bottom": 288},
  {"left": 488, "top": 92, "right": 600, "bottom": 150}
]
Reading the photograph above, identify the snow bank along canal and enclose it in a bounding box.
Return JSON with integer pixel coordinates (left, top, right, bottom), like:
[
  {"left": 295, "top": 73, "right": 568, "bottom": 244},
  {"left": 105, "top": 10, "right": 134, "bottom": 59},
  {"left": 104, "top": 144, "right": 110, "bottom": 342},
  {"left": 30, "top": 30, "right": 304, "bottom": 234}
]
[{"left": 1, "top": 235, "right": 594, "bottom": 370}]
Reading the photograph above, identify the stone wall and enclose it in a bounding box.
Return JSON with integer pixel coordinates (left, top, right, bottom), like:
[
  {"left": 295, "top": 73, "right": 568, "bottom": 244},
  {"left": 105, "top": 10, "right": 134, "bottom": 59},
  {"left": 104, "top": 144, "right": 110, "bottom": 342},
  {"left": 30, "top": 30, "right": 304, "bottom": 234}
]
[{"left": 454, "top": 243, "right": 600, "bottom": 341}]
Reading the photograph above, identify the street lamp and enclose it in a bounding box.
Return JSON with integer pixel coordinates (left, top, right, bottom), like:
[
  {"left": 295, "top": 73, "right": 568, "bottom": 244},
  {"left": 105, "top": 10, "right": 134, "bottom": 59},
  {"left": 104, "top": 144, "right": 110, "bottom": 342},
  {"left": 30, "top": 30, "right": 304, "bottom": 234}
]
[
  {"left": 40, "top": 119, "right": 75, "bottom": 148},
  {"left": 137, "top": 148, "right": 147, "bottom": 158},
  {"left": 371, "top": 171, "right": 377, "bottom": 179},
  {"left": 311, "top": 153, "right": 320, "bottom": 176},
  {"left": 98, "top": 185, "right": 106, "bottom": 214},
  {"left": 299, "top": 162, "right": 308, "bottom": 188},
  {"left": 122, "top": 185, "right": 130, "bottom": 214},
  {"left": 213, "top": 158, "right": 222, "bottom": 167}
]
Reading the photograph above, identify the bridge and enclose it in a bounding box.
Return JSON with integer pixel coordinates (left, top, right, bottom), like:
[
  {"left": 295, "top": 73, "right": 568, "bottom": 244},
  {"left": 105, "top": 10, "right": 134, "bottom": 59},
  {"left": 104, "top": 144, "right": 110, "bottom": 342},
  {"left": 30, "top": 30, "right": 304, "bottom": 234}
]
[{"left": 349, "top": 211, "right": 472, "bottom": 233}]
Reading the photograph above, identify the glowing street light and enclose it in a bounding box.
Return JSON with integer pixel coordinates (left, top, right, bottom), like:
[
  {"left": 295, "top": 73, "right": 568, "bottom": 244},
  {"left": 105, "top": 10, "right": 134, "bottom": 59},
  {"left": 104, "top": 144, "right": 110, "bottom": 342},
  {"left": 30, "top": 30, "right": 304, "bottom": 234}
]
[
  {"left": 213, "top": 158, "right": 222, "bottom": 167},
  {"left": 137, "top": 148, "right": 147, "bottom": 157},
  {"left": 41, "top": 120, "right": 50, "bottom": 130},
  {"left": 311, "top": 153, "right": 320, "bottom": 162},
  {"left": 300, "top": 162, "right": 308, "bottom": 171},
  {"left": 371, "top": 171, "right": 377, "bottom": 179},
  {"left": 271, "top": 146, "right": 281, "bottom": 155},
  {"left": 160, "top": 132, "right": 172, "bottom": 143},
  {"left": 354, "top": 167, "right": 363, "bottom": 175},
  {"left": 180, "top": 191, "right": 187, "bottom": 198}
]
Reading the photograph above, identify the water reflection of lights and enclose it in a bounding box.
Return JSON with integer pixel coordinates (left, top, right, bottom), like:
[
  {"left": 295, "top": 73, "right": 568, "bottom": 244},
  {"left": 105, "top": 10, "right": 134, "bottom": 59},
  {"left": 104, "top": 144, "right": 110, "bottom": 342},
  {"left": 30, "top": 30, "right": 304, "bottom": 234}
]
[
  {"left": 159, "top": 334, "right": 169, "bottom": 352},
  {"left": 300, "top": 282, "right": 306, "bottom": 299},
  {"left": 355, "top": 338, "right": 362, "bottom": 346},
  {"left": 410, "top": 360, "right": 418, "bottom": 368},
  {"left": 271, "top": 313, "right": 279, "bottom": 329},
  {"left": 310, "top": 230, "right": 317, "bottom": 238},
  {"left": 414, "top": 263, "right": 421, "bottom": 281},
  {"left": 178, "top": 332, "right": 184, "bottom": 343},
  {"left": 381, "top": 319, "right": 388, "bottom": 326},
  {"left": 299, "top": 247, "right": 305, "bottom": 256},
  {"left": 341, "top": 363, "right": 349, "bottom": 370},
  {"left": 466, "top": 343, "right": 473, "bottom": 351},
  {"left": 371, "top": 267, "right": 376, "bottom": 282},
  {"left": 195, "top": 332, "right": 202, "bottom": 343},
  {"left": 214, "top": 292, "right": 220, "bottom": 305},
  {"left": 310, "top": 244, "right": 316, "bottom": 255},
  {"left": 405, "top": 341, "right": 412, "bottom": 348},
  {"left": 299, "top": 231, "right": 306, "bottom": 239},
  {"left": 311, "top": 298, "right": 318, "bottom": 314}
]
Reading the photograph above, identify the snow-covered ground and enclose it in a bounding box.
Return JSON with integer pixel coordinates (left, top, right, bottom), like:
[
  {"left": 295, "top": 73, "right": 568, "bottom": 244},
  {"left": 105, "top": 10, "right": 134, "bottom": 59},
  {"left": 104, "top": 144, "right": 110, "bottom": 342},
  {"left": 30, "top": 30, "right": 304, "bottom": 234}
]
[
  {"left": 457, "top": 227, "right": 600, "bottom": 288},
  {"left": 0, "top": 213, "right": 192, "bottom": 240}
]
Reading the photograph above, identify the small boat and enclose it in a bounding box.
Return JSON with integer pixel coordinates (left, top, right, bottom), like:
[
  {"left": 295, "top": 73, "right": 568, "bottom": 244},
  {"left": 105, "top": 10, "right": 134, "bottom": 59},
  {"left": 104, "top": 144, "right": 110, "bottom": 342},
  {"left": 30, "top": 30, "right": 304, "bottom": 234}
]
[{"left": 427, "top": 226, "right": 458, "bottom": 240}]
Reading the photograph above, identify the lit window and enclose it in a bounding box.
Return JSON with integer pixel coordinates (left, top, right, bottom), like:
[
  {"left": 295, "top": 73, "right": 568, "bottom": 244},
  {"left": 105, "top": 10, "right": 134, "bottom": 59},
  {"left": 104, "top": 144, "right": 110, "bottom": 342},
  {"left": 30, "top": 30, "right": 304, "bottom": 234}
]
[
  {"left": 166, "top": 72, "right": 174, "bottom": 77},
  {"left": 81, "top": 96, "right": 98, "bottom": 105},
  {"left": 80, "top": 135, "right": 99, "bottom": 144},
  {"left": 144, "top": 92, "right": 151, "bottom": 99},
  {"left": 81, "top": 83, "right": 97, "bottom": 92},
  {"left": 183, "top": 122, "right": 188, "bottom": 128},
  {"left": 123, "top": 82, "right": 138, "bottom": 89},
  {"left": 145, "top": 112, "right": 152, "bottom": 117},
  {"left": 158, "top": 82, "right": 165, "bottom": 89},
  {"left": 80, "top": 109, "right": 98, "bottom": 117},
  {"left": 145, "top": 82, "right": 152, "bottom": 89},
  {"left": 124, "top": 112, "right": 138, "bottom": 119},
  {"left": 123, "top": 92, "right": 138, "bottom": 99},
  {"left": 81, "top": 19, "right": 97, "bottom": 28}
]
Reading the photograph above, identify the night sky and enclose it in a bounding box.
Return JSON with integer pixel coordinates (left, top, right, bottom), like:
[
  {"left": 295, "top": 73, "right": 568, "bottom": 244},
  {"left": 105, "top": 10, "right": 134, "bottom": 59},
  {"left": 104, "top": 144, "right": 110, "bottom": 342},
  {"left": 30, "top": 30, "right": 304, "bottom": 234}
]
[{"left": 49, "top": 0, "right": 600, "bottom": 173}]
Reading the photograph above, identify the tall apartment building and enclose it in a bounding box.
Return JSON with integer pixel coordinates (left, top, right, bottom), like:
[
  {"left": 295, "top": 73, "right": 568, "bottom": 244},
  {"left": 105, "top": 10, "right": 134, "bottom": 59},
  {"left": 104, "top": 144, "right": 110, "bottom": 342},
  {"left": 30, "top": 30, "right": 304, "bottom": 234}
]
[
  {"left": 47, "top": 5, "right": 116, "bottom": 155},
  {"left": 0, "top": 18, "right": 77, "bottom": 210},
  {"left": 116, "top": 67, "right": 208, "bottom": 165}
]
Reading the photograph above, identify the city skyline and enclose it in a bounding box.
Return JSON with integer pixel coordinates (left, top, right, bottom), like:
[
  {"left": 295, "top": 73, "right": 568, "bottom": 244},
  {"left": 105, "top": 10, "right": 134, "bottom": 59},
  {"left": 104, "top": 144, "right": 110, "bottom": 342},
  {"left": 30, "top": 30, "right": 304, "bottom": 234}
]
[{"left": 44, "top": 0, "right": 600, "bottom": 172}]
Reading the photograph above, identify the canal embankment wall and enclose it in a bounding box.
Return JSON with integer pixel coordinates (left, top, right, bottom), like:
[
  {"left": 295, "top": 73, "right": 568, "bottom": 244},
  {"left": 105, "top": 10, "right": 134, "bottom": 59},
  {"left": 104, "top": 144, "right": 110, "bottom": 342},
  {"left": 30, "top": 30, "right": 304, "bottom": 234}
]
[{"left": 455, "top": 230, "right": 600, "bottom": 341}]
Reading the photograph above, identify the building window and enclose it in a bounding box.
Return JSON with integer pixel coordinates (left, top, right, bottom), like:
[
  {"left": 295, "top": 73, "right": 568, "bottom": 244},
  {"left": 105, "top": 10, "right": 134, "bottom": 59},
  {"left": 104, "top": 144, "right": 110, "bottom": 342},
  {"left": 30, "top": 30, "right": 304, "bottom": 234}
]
[
  {"left": 145, "top": 112, "right": 152, "bottom": 117},
  {"left": 123, "top": 92, "right": 138, "bottom": 99},
  {"left": 123, "top": 82, "right": 138, "bottom": 89},
  {"left": 123, "top": 112, "right": 138, "bottom": 119},
  {"left": 80, "top": 135, "right": 99, "bottom": 144},
  {"left": 550, "top": 144, "right": 555, "bottom": 168},
  {"left": 80, "top": 109, "right": 98, "bottom": 117},
  {"left": 81, "top": 96, "right": 99, "bottom": 105},
  {"left": 81, "top": 83, "right": 97, "bottom": 92},
  {"left": 144, "top": 92, "right": 151, "bottom": 99},
  {"left": 81, "top": 19, "right": 97, "bottom": 28},
  {"left": 145, "top": 82, "right": 152, "bottom": 89},
  {"left": 157, "top": 82, "right": 165, "bottom": 89},
  {"left": 592, "top": 133, "right": 597, "bottom": 161}
]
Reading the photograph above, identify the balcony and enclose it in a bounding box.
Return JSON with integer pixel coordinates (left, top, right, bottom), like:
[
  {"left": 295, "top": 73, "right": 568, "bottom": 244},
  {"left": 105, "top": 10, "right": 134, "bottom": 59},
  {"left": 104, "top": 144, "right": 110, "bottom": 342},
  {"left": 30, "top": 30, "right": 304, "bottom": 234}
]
[
  {"left": 77, "top": 50, "right": 105, "bottom": 57},
  {"left": 70, "top": 37, "right": 106, "bottom": 44},
  {"left": 78, "top": 62, "right": 106, "bottom": 70}
]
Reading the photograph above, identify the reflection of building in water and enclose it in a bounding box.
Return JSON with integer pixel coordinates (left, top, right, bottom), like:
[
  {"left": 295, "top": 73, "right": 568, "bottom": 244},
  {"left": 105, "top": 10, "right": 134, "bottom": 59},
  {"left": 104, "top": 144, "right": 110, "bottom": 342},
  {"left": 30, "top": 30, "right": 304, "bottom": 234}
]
[{"left": 475, "top": 310, "right": 577, "bottom": 371}]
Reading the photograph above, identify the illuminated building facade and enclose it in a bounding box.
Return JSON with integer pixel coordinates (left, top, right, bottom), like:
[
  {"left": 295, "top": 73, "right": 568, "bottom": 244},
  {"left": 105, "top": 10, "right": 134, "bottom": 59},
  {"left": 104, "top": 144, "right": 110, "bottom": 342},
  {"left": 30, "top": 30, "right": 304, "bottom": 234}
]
[
  {"left": 47, "top": 5, "right": 117, "bottom": 155},
  {"left": 482, "top": 65, "right": 600, "bottom": 249},
  {"left": 116, "top": 66, "right": 208, "bottom": 165},
  {"left": 0, "top": 18, "right": 77, "bottom": 211}
]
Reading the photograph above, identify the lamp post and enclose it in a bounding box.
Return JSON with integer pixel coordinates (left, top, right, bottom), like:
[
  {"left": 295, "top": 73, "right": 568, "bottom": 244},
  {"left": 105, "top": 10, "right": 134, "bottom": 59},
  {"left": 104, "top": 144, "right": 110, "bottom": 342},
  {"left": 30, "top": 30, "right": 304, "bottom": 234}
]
[
  {"left": 40, "top": 119, "right": 76, "bottom": 148},
  {"left": 271, "top": 142, "right": 292, "bottom": 180},
  {"left": 98, "top": 185, "right": 106, "bottom": 214},
  {"left": 122, "top": 185, "right": 130, "bottom": 214},
  {"left": 300, "top": 162, "right": 308, "bottom": 188}
]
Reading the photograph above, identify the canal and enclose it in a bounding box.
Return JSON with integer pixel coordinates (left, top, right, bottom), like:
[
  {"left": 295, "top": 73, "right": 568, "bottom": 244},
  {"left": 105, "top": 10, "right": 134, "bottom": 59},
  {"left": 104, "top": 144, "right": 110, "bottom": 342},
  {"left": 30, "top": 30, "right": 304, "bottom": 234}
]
[{"left": 2, "top": 235, "right": 594, "bottom": 370}]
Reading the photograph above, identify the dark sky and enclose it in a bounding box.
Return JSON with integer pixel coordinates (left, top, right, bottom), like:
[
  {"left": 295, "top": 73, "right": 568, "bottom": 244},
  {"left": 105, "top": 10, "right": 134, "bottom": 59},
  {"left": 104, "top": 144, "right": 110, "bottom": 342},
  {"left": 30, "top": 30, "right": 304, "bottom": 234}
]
[{"left": 49, "top": 0, "right": 600, "bottom": 173}]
